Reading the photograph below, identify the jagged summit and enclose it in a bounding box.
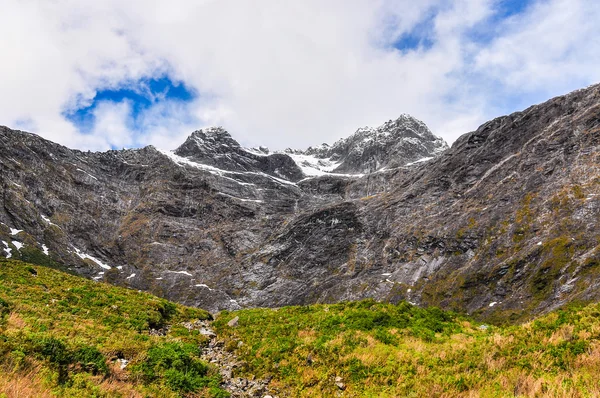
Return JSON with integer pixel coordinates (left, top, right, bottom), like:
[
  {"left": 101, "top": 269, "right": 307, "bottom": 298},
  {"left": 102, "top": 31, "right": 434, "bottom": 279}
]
[
  {"left": 284, "top": 114, "right": 448, "bottom": 175},
  {"left": 312, "top": 114, "right": 447, "bottom": 173},
  {"left": 172, "top": 114, "right": 449, "bottom": 179},
  {"left": 173, "top": 126, "right": 304, "bottom": 182},
  {"left": 175, "top": 127, "right": 240, "bottom": 157}
]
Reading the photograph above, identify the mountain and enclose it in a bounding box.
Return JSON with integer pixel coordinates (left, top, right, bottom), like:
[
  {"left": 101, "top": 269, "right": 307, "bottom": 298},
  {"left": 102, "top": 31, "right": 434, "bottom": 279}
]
[
  {"left": 296, "top": 113, "right": 447, "bottom": 174},
  {"left": 1, "top": 85, "right": 599, "bottom": 321}
]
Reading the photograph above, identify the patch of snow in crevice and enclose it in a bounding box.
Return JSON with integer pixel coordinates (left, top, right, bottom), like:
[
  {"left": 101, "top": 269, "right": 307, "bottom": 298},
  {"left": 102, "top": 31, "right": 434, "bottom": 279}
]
[
  {"left": 73, "top": 248, "right": 111, "bottom": 270},
  {"left": 217, "top": 192, "right": 263, "bottom": 203},
  {"left": 41, "top": 215, "right": 60, "bottom": 228},
  {"left": 2, "top": 241, "right": 12, "bottom": 258},
  {"left": 489, "top": 302, "right": 498, "bottom": 307},
  {"left": 76, "top": 168, "right": 99, "bottom": 181},
  {"left": 381, "top": 273, "right": 392, "bottom": 276},
  {"left": 297, "top": 172, "right": 364, "bottom": 183},
  {"left": 195, "top": 284, "right": 213, "bottom": 290},
  {"left": 126, "top": 273, "right": 136, "bottom": 279},
  {"left": 12, "top": 241, "right": 23, "bottom": 250},
  {"left": 155, "top": 277, "right": 163, "bottom": 280},
  {"left": 92, "top": 271, "right": 105, "bottom": 281},
  {"left": 42, "top": 244, "right": 49, "bottom": 256},
  {"left": 405, "top": 157, "right": 433, "bottom": 166},
  {"left": 10, "top": 228, "right": 23, "bottom": 236},
  {"left": 166, "top": 270, "right": 193, "bottom": 277}
]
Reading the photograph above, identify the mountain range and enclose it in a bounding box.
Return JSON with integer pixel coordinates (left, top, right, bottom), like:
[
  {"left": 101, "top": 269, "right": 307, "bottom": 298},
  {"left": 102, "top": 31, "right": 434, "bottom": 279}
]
[{"left": 1, "top": 84, "right": 599, "bottom": 321}]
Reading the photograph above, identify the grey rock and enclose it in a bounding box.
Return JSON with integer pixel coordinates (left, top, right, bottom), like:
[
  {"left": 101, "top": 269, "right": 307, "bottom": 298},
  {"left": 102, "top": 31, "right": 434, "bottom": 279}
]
[{"left": 1, "top": 84, "right": 600, "bottom": 320}]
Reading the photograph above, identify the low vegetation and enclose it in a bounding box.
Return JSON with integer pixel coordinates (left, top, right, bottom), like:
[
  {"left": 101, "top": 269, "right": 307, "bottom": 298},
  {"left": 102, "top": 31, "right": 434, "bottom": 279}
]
[
  {"left": 4, "top": 256, "right": 600, "bottom": 397},
  {"left": 214, "top": 301, "right": 600, "bottom": 397},
  {"left": 0, "top": 258, "right": 227, "bottom": 397}
]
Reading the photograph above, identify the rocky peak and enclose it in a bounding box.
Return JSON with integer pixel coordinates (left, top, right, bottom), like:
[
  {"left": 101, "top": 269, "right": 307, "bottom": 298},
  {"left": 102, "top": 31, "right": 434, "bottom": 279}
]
[
  {"left": 172, "top": 127, "right": 304, "bottom": 182},
  {"left": 175, "top": 127, "right": 241, "bottom": 159},
  {"left": 301, "top": 114, "right": 448, "bottom": 174}
]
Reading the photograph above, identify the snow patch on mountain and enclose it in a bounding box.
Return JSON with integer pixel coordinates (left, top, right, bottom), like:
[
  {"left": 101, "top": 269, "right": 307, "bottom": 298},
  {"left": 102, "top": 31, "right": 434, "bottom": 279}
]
[
  {"left": 73, "top": 247, "right": 111, "bottom": 270},
  {"left": 2, "top": 241, "right": 12, "bottom": 258}
]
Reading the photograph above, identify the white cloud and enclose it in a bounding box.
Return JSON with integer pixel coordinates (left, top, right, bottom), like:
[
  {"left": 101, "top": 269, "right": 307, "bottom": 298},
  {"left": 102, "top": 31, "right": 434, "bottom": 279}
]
[
  {"left": 0, "top": 0, "right": 599, "bottom": 151},
  {"left": 475, "top": 0, "right": 600, "bottom": 93}
]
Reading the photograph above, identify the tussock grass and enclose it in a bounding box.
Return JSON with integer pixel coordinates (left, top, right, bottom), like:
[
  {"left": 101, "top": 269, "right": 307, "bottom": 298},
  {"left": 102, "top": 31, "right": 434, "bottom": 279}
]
[
  {"left": 214, "top": 300, "right": 600, "bottom": 397},
  {"left": 0, "top": 258, "right": 227, "bottom": 397}
]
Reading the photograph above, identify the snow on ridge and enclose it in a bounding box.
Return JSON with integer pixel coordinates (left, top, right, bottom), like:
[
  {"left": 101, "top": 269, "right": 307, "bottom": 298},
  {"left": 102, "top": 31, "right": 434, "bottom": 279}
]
[
  {"left": 158, "top": 149, "right": 298, "bottom": 187},
  {"left": 195, "top": 283, "right": 213, "bottom": 290},
  {"left": 284, "top": 152, "right": 341, "bottom": 176},
  {"left": 243, "top": 147, "right": 270, "bottom": 157},
  {"left": 73, "top": 247, "right": 111, "bottom": 270}
]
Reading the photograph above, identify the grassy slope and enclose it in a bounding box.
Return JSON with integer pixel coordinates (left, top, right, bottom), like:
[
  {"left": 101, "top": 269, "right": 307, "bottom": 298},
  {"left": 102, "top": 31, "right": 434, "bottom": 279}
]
[
  {"left": 0, "top": 258, "right": 228, "bottom": 398},
  {"left": 214, "top": 301, "right": 600, "bottom": 397},
  {"left": 4, "top": 257, "right": 600, "bottom": 397}
]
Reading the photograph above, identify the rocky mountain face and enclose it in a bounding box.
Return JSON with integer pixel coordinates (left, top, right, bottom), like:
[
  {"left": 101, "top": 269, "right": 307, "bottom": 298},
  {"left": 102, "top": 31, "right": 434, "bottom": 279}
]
[
  {"left": 300, "top": 114, "right": 447, "bottom": 174},
  {"left": 1, "top": 85, "right": 599, "bottom": 321}
]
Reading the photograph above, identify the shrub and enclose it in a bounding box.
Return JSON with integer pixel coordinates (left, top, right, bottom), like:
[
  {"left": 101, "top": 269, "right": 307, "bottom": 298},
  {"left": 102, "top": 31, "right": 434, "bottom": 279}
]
[
  {"left": 73, "top": 346, "right": 109, "bottom": 376},
  {"left": 132, "top": 342, "right": 218, "bottom": 393}
]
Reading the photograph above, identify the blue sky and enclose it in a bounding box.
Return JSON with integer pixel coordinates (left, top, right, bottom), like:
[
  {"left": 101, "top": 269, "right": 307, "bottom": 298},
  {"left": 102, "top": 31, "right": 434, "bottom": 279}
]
[
  {"left": 64, "top": 77, "right": 196, "bottom": 139},
  {"left": 1, "top": 0, "right": 599, "bottom": 150}
]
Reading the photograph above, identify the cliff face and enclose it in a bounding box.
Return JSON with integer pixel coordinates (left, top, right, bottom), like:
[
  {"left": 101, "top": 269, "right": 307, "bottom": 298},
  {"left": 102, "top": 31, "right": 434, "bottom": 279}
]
[{"left": 1, "top": 85, "right": 599, "bottom": 319}]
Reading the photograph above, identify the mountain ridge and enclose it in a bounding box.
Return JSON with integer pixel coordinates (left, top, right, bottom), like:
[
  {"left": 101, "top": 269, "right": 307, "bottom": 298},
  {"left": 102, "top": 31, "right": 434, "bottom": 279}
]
[{"left": 1, "top": 83, "right": 599, "bottom": 319}]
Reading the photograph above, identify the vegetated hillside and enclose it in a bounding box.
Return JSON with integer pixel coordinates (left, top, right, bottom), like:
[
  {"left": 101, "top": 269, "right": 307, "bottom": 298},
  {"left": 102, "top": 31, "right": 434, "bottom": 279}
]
[
  {"left": 0, "top": 84, "right": 599, "bottom": 320},
  {"left": 3, "top": 258, "right": 600, "bottom": 397},
  {"left": 214, "top": 302, "right": 600, "bottom": 397},
  {"left": 0, "top": 258, "right": 227, "bottom": 398}
]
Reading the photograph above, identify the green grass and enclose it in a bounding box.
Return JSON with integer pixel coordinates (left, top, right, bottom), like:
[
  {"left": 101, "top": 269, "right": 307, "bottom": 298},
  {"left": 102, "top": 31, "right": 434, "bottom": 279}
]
[
  {"left": 0, "top": 258, "right": 227, "bottom": 397},
  {"left": 214, "top": 301, "right": 600, "bottom": 397},
  {"left": 5, "top": 256, "right": 600, "bottom": 397}
]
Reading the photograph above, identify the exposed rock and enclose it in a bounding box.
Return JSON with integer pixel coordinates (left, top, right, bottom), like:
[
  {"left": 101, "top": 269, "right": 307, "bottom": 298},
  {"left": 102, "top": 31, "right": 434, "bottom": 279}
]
[
  {"left": 303, "top": 114, "right": 448, "bottom": 174},
  {"left": 1, "top": 84, "right": 600, "bottom": 319},
  {"left": 227, "top": 316, "right": 240, "bottom": 327},
  {"left": 199, "top": 320, "right": 276, "bottom": 397}
]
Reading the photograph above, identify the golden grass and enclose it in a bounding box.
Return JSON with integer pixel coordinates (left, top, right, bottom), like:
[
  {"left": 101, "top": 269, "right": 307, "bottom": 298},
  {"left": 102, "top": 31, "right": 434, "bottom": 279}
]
[{"left": 0, "top": 365, "right": 53, "bottom": 398}]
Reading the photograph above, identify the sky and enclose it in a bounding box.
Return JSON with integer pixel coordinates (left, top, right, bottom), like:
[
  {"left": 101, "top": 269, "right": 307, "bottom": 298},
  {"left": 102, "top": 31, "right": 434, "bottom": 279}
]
[{"left": 1, "top": 0, "right": 599, "bottom": 151}]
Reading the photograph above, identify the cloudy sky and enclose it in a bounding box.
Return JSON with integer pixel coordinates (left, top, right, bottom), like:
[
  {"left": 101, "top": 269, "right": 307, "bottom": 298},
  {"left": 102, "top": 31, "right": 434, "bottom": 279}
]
[{"left": 1, "top": 0, "right": 599, "bottom": 151}]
